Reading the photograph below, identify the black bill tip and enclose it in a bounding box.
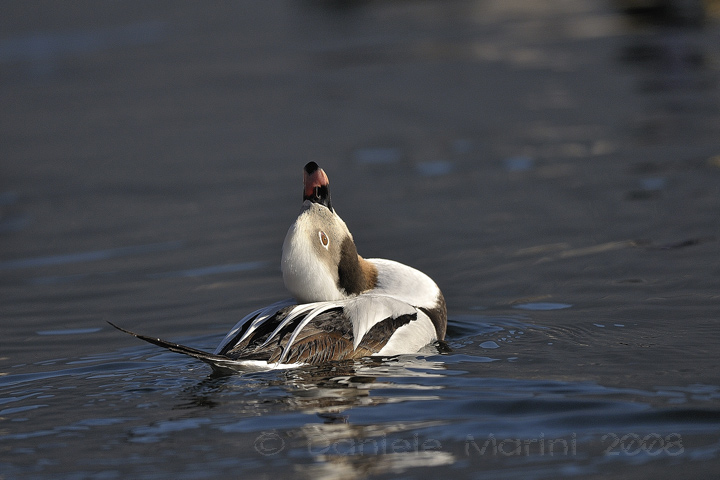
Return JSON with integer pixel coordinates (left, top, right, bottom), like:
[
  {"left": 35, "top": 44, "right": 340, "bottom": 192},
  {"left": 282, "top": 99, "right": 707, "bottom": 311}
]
[{"left": 303, "top": 162, "right": 333, "bottom": 211}]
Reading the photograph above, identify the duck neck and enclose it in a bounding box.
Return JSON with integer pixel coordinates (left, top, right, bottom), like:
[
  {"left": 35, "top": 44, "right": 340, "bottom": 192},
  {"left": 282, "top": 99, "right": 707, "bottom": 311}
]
[{"left": 337, "top": 237, "right": 378, "bottom": 296}]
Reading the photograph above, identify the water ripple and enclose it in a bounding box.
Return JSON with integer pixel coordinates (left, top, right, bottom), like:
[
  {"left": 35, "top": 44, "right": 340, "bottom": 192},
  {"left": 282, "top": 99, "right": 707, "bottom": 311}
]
[{"left": 0, "top": 241, "right": 183, "bottom": 271}]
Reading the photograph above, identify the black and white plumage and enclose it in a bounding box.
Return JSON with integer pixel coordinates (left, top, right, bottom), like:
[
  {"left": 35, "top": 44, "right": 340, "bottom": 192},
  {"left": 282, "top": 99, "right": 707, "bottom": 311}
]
[{"left": 112, "top": 162, "right": 446, "bottom": 372}]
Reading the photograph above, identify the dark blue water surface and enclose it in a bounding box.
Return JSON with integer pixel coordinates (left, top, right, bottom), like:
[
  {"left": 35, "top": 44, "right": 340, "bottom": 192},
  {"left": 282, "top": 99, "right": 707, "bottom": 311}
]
[
  {"left": 2, "top": 1, "right": 720, "bottom": 478},
  {"left": 2, "top": 313, "right": 720, "bottom": 479}
]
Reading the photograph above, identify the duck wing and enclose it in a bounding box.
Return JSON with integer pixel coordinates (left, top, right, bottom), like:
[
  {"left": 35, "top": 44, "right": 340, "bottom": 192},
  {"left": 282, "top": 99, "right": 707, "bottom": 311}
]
[{"left": 221, "top": 294, "right": 435, "bottom": 364}]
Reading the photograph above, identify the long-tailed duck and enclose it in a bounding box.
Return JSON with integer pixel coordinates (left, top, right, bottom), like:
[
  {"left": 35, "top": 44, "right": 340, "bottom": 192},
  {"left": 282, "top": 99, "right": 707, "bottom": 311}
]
[{"left": 112, "top": 162, "right": 446, "bottom": 371}]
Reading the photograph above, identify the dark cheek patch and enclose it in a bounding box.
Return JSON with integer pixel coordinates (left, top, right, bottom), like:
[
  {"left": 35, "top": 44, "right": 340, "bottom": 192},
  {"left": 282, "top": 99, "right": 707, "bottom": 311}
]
[{"left": 337, "top": 237, "right": 369, "bottom": 295}]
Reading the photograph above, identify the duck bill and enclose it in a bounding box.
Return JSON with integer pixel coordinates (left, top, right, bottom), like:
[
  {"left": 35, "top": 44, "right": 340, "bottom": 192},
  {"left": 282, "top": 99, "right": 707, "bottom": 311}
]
[{"left": 303, "top": 162, "right": 333, "bottom": 211}]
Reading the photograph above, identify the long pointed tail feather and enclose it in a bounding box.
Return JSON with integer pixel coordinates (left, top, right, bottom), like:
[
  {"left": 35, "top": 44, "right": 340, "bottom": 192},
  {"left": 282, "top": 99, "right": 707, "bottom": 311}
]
[{"left": 107, "top": 321, "right": 239, "bottom": 373}]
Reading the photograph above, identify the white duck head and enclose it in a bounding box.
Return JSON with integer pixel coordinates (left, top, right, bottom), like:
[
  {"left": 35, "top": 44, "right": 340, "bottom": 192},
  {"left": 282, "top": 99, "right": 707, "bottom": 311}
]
[{"left": 281, "top": 162, "right": 377, "bottom": 303}]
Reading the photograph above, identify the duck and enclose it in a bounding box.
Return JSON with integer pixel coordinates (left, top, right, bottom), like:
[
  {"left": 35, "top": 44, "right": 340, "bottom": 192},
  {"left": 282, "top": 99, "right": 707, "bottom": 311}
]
[{"left": 111, "top": 162, "right": 446, "bottom": 372}]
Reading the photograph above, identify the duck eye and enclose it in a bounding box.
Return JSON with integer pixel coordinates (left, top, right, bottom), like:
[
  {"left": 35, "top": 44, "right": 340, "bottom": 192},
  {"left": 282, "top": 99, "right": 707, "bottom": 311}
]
[{"left": 318, "top": 231, "right": 329, "bottom": 249}]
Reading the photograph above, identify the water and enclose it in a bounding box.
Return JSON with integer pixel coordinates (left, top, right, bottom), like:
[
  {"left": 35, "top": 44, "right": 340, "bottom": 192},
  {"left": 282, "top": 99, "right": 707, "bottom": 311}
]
[{"left": 2, "top": 1, "right": 720, "bottom": 478}]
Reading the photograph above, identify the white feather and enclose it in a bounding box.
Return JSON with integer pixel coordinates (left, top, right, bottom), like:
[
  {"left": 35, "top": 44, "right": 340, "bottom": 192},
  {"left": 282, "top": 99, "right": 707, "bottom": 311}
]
[
  {"left": 376, "top": 311, "right": 437, "bottom": 356},
  {"left": 368, "top": 259, "right": 441, "bottom": 311},
  {"left": 258, "top": 302, "right": 323, "bottom": 349},
  {"left": 343, "top": 295, "right": 417, "bottom": 349},
  {"left": 213, "top": 299, "right": 295, "bottom": 354}
]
